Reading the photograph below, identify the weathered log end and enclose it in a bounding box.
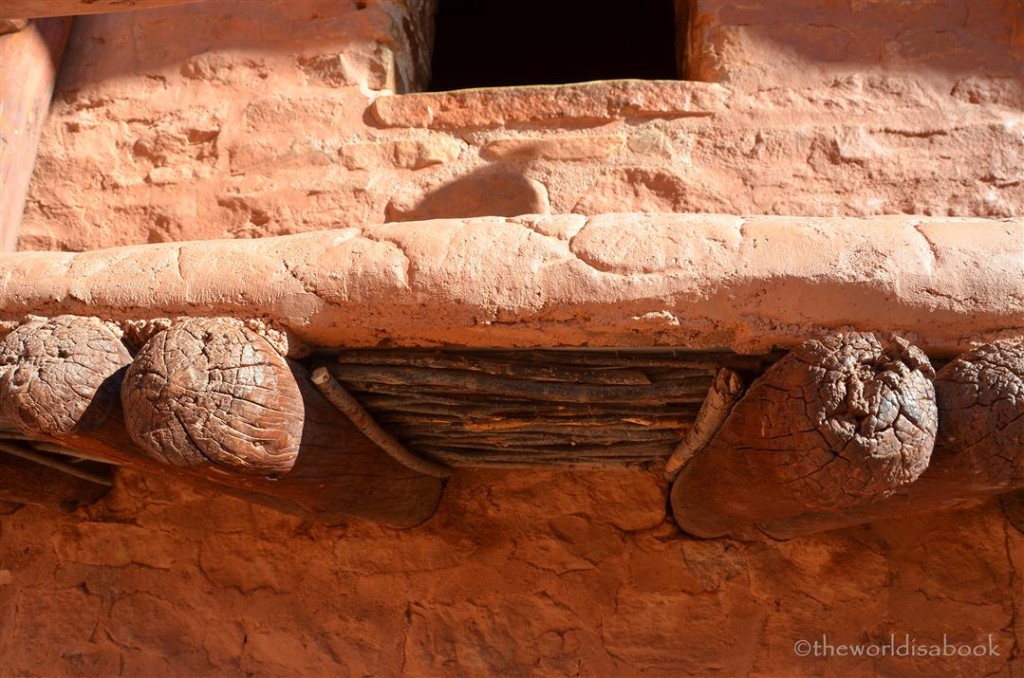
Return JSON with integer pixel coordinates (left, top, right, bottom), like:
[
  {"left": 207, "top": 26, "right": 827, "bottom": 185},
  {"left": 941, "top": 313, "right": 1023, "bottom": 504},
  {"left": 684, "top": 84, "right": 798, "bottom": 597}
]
[
  {"left": 935, "top": 340, "right": 1024, "bottom": 486},
  {"left": 0, "top": 316, "right": 132, "bottom": 437},
  {"left": 670, "top": 332, "right": 937, "bottom": 538},
  {"left": 119, "top": 317, "right": 444, "bottom": 527},
  {"left": 122, "top": 318, "right": 303, "bottom": 476},
  {"left": 740, "top": 341, "right": 1024, "bottom": 540}
]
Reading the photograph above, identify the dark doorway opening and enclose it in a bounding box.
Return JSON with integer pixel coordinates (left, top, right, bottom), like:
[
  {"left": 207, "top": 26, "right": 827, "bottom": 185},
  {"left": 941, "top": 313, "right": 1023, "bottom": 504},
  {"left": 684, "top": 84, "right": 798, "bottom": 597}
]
[{"left": 428, "top": 0, "right": 681, "bottom": 92}]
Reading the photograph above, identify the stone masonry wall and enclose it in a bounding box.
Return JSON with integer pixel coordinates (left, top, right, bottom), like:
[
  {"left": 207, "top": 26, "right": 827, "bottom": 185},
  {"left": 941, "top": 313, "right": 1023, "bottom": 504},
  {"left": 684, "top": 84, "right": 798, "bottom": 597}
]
[
  {"left": 16, "top": 0, "right": 1021, "bottom": 251},
  {"left": 2, "top": 1, "right": 1023, "bottom": 676}
]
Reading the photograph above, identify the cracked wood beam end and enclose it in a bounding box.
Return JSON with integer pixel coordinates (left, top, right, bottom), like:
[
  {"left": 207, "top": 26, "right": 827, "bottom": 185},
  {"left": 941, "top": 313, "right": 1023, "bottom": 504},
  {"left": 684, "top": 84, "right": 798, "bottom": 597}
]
[
  {"left": 670, "top": 333, "right": 938, "bottom": 538},
  {"left": 1, "top": 215, "right": 1021, "bottom": 356},
  {"left": 0, "top": 316, "right": 443, "bottom": 527},
  {"left": 764, "top": 340, "right": 1024, "bottom": 538}
]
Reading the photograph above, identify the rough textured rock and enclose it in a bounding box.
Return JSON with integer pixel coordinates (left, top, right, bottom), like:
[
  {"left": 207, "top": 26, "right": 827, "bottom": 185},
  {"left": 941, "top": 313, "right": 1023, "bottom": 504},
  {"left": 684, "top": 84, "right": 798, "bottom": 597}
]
[
  {"left": 0, "top": 316, "right": 131, "bottom": 437},
  {"left": 122, "top": 318, "right": 303, "bottom": 476},
  {"left": 687, "top": 0, "right": 1023, "bottom": 92},
  {"left": 3, "top": 0, "right": 1024, "bottom": 674},
  {"left": 369, "top": 81, "right": 725, "bottom": 129},
  {"left": 481, "top": 134, "right": 625, "bottom": 161}
]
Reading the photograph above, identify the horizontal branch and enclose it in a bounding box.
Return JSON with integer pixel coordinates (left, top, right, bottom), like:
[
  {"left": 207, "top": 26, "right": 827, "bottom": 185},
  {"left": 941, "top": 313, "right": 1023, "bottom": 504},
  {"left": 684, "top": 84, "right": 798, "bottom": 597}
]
[
  {"left": 2, "top": 215, "right": 1021, "bottom": 355},
  {"left": 0, "top": 437, "right": 112, "bottom": 512}
]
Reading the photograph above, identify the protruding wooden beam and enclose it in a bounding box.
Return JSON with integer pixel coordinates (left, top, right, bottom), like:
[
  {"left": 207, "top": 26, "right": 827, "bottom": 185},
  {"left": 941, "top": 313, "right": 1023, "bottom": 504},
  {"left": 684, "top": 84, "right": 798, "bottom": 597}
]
[
  {"left": 764, "top": 341, "right": 1024, "bottom": 538},
  {"left": 122, "top": 320, "right": 304, "bottom": 476},
  {"left": 0, "top": 17, "right": 71, "bottom": 251},
  {"left": 669, "top": 333, "right": 938, "bottom": 538},
  {"left": 0, "top": 315, "right": 131, "bottom": 436},
  {"left": 0, "top": 316, "right": 444, "bottom": 527},
  {"left": 120, "top": 318, "right": 445, "bottom": 526},
  {"left": 0, "top": 1, "right": 199, "bottom": 20}
]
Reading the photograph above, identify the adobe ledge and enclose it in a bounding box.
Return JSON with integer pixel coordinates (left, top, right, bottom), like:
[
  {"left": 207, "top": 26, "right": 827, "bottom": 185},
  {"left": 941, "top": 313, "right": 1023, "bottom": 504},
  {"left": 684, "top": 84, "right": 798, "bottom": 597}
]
[{"left": 1, "top": 212, "right": 1021, "bottom": 356}]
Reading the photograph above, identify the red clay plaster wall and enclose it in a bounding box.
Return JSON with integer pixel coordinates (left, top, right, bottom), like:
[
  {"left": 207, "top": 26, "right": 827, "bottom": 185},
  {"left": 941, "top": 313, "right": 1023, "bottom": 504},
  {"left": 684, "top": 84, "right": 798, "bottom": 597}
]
[
  {"left": 2, "top": 1, "right": 1023, "bottom": 675},
  {"left": 15, "top": 0, "right": 1021, "bottom": 250},
  {"left": 2, "top": 469, "right": 1023, "bottom": 676}
]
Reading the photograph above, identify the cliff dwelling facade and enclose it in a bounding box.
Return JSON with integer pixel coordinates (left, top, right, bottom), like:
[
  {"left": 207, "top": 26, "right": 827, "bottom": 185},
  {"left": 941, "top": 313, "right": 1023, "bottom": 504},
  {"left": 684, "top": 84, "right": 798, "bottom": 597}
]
[{"left": 0, "top": 1, "right": 1022, "bottom": 675}]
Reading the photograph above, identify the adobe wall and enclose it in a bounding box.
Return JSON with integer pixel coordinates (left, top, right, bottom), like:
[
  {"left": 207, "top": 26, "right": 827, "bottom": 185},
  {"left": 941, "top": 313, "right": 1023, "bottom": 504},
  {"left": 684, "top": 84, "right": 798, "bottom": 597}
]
[
  {"left": 2, "top": 1, "right": 1022, "bottom": 676},
  {"left": 14, "top": 0, "right": 1021, "bottom": 250}
]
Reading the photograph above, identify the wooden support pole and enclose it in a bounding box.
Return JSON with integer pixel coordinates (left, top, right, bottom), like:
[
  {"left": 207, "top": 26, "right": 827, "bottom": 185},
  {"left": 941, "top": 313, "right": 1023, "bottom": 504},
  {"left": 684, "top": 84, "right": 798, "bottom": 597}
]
[
  {"left": 1, "top": 1, "right": 200, "bottom": 20},
  {"left": 0, "top": 316, "right": 444, "bottom": 527},
  {"left": 0, "top": 17, "right": 71, "bottom": 251},
  {"left": 763, "top": 341, "right": 1024, "bottom": 538},
  {"left": 664, "top": 367, "right": 742, "bottom": 480},
  {"left": 669, "top": 333, "right": 938, "bottom": 538},
  {"left": 311, "top": 366, "right": 452, "bottom": 479},
  {"left": 120, "top": 318, "right": 445, "bottom": 526}
]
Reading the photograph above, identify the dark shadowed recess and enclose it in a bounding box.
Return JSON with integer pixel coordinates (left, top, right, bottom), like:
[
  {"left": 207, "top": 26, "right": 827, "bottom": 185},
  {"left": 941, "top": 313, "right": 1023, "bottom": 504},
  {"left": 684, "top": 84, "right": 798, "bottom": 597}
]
[{"left": 428, "top": 0, "right": 680, "bottom": 91}]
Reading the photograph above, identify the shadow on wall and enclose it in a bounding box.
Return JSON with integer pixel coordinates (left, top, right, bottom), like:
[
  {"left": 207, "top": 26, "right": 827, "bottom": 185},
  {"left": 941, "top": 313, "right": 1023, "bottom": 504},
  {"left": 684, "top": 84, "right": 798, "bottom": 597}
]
[{"left": 386, "top": 169, "right": 550, "bottom": 222}]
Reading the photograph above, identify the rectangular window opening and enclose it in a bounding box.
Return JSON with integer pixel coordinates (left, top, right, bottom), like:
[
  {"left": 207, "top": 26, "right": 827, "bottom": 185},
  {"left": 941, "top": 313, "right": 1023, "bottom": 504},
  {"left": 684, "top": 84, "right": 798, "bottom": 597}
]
[{"left": 427, "top": 0, "right": 686, "bottom": 92}]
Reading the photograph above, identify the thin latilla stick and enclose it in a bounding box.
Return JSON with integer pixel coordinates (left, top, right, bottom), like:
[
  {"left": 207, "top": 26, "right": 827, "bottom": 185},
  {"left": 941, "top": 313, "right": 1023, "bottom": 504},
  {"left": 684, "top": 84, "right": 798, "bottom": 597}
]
[
  {"left": 664, "top": 368, "right": 743, "bottom": 480},
  {"left": 0, "top": 441, "right": 114, "bottom": 487},
  {"left": 311, "top": 366, "right": 452, "bottom": 479}
]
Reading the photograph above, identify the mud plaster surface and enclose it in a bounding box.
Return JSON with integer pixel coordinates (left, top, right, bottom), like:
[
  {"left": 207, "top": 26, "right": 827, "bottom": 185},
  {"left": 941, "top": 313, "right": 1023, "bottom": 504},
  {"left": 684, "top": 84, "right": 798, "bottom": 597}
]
[
  {"left": 2, "top": 0, "right": 1023, "bottom": 675},
  {"left": 1, "top": 468, "right": 1022, "bottom": 676}
]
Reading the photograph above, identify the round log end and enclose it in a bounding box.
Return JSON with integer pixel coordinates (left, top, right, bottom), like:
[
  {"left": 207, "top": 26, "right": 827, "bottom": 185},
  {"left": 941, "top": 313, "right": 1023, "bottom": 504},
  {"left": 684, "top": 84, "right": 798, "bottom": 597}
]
[
  {"left": 0, "top": 316, "right": 131, "bottom": 437},
  {"left": 671, "top": 332, "right": 938, "bottom": 538},
  {"left": 780, "top": 333, "right": 937, "bottom": 507},
  {"left": 935, "top": 341, "right": 1023, "bottom": 481},
  {"left": 121, "top": 318, "right": 304, "bottom": 476}
]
